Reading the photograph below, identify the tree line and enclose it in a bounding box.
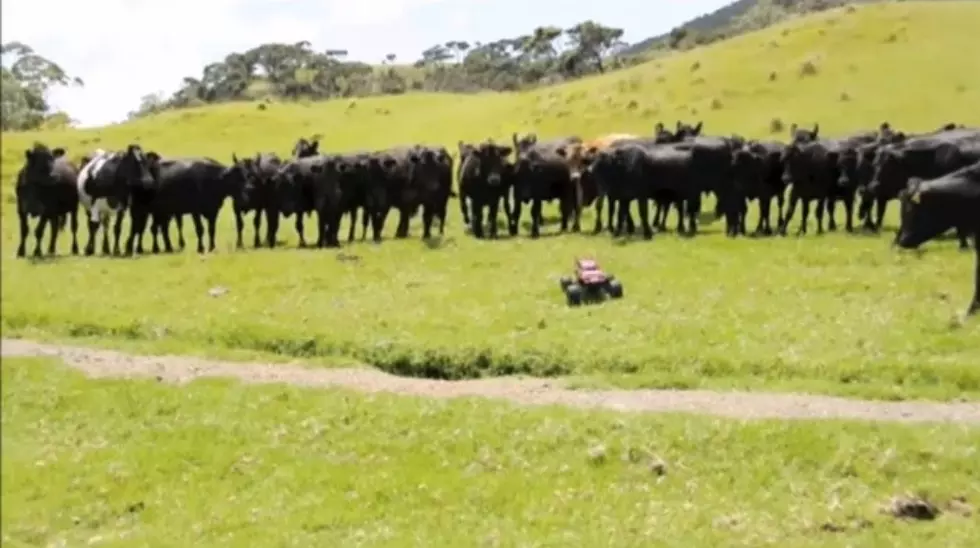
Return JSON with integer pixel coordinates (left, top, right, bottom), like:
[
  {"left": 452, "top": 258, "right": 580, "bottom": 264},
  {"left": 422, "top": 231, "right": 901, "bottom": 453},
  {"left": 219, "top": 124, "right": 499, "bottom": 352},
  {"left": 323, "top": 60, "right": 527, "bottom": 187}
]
[
  {"left": 1, "top": 41, "right": 83, "bottom": 131},
  {"left": 126, "top": 20, "right": 636, "bottom": 119}
]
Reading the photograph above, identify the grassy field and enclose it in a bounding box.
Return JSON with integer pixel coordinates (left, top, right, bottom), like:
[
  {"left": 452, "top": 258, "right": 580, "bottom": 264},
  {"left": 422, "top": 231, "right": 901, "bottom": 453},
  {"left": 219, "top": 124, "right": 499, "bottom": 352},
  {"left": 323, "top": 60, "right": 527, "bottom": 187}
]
[
  {"left": 2, "top": 357, "right": 978, "bottom": 547},
  {"left": 3, "top": 2, "right": 980, "bottom": 401}
]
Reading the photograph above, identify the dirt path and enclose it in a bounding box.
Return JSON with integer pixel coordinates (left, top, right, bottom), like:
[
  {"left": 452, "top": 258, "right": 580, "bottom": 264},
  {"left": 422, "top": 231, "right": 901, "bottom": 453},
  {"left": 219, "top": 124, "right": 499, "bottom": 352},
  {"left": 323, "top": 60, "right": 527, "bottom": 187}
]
[{"left": 4, "top": 338, "right": 980, "bottom": 424}]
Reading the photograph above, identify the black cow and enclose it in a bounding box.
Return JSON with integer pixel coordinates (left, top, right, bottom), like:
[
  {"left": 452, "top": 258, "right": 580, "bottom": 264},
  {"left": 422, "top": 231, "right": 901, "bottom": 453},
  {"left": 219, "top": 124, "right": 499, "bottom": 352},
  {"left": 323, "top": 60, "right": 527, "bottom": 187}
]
[
  {"left": 231, "top": 152, "right": 283, "bottom": 249},
  {"left": 77, "top": 144, "right": 160, "bottom": 256},
  {"left": 292, "top": 136, "right": 321, "bottom": 158},
  {"left": 15, "top": 143, "right": 81, "bottom": 258},
  {"left": 143, "top": 157, "right": 250, "bottom": 253},
  {"left": 274, "top": 154, "right": 345, "bottom": 248},
  {"left": 869, "top": 129, "right": 980, "bottom": 248},
  {"left": 457, "top": 140, "right": 514, "bottom": 238},
  {"left": 367, "top": 146, "right": 448, "bottom": 240},
  {"left": 730, "top": 140, "right": 787, "bottom": 236},
  {"left": 412, "top": 145, "right": 455, "bottom": 239},
  {"left": 589, "top": 142, "right": 699, "bottom": 239},
  {"left": 510, "top": 133, "right": 582, "bottom": 238},
  {"left": 895, "top": 161, "right": 980, "bottom": 316},
  {"left": 779, "top": 129, "right": 880, "bottom": 235},
  {"left": 789, "top": 123, "right": 820, "bottom": 144}
]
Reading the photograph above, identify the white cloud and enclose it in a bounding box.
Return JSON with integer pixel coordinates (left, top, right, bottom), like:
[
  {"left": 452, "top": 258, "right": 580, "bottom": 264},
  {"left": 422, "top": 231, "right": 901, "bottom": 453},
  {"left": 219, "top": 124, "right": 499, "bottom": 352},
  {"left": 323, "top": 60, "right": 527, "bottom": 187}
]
[{"left": 1, "top": 0, "right": 453, "bottom": 128}]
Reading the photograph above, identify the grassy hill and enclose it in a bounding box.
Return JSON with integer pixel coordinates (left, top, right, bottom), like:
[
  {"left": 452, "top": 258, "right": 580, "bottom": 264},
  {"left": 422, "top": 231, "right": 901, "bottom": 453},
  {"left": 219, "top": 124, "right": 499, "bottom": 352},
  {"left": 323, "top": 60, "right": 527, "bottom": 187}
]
[
  {"left": 619, "top": 0, "right": 965, "bottom": 56},
  {"left": 2, "top": 1, "right": 980, "bottom": 401}
]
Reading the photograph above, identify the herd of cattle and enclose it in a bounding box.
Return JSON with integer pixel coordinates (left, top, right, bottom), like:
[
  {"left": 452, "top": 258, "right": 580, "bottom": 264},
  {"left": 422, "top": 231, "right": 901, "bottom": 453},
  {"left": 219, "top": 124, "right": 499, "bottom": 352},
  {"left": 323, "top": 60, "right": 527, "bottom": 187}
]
[
  {"left": 14, "top": 120, "right": 976, "bottom": 249},
  {"left": 12, "top": 118, "right": 979, "bottom": 313}
]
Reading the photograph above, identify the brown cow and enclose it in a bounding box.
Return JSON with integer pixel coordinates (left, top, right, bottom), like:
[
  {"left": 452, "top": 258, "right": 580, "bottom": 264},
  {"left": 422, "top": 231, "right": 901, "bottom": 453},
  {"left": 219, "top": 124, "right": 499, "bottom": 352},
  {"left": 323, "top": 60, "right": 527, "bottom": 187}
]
[{"left": 554, "top": 133, "right": 639, "bottom": 233}]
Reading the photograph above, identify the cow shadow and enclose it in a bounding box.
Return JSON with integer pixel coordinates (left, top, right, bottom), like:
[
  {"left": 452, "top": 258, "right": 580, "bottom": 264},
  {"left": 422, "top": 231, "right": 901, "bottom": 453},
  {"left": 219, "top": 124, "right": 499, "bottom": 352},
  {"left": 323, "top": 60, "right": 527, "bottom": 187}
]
[{"left": 422, "top": 236, "right": 456, "bottom": 251}]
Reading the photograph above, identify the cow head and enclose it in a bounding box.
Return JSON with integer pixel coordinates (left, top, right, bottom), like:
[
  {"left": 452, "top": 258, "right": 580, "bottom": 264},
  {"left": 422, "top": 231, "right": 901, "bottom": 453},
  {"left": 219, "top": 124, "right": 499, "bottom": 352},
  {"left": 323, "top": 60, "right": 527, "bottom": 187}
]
[
  {"left": 465, "top": 141, "right": 512, "bottom": 186},
  {"left": 292, "top": 135, "right": 320, "bottom": 158},
  {"left": 271, "top": 161, "right": 305, "bottom": 216},
  {"left": 23, "top": 142, "right": 57, "bottom": 183},
  {"left": 18, "top": 143, "right": 60, "bottom": 216},
  {"left": 109, "top": 144, "right": 159, "bottom": 208},
  {"left": 225, "top": 153, "right": 262, "bottom": 207},
  {"left": 653, "top": 122, "right": 678, "bottom": 143},
  {"left": 675, "top": 120, "right": 703, "bottom": 139},
  {"left": 511, "top": 132, "right": 538, "bottom": 156},
  {"left": 789, "top": 123, "right": 819, "bottom": 144},
  {"left": 407, "top": 147, "right": 444, "bottom": 193},
  {"left": 554, "top": 143, "right": 599, "bottom": 186},
  {"left": 895, "top": 177, "right": 948, "bottom": 249},
  {"left": 780, "top": 143, "right": 806, "bottom": 185},
  {"left": 868, "top": 146, "right": 905, "bottom": 197},
  {"left": 731, "top": 146, "right": 763, "bottom": 191}
]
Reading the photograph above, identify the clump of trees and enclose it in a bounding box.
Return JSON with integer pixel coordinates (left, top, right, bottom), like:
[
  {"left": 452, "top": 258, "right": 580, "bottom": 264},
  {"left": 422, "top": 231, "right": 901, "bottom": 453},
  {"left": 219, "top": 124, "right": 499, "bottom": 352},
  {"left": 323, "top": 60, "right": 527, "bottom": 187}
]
[
  {"left": 1, "top": 41, "right": 83, "bottom": 131},
  {"left": 127, "top": 21, "right": 637, "bottom": 119}
]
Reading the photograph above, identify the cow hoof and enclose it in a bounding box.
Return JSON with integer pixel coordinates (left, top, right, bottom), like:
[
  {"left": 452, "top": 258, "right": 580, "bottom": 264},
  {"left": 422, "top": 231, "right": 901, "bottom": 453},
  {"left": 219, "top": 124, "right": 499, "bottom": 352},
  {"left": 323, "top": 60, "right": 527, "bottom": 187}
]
[{"left": 16, "top": 248, "right": 25, "bottom": 258}]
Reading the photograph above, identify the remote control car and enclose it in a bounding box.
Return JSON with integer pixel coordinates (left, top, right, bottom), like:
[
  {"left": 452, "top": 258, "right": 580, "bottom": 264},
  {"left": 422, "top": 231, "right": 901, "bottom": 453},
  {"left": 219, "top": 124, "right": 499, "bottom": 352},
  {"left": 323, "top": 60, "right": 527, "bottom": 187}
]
[{"left": 559, "top": 258, "right": 624, "bottom": 306}]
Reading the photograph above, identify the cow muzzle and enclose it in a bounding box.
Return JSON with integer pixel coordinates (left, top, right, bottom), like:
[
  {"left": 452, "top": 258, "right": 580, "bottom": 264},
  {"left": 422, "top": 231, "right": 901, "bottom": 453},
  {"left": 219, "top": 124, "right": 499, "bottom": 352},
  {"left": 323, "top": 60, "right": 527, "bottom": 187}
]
[{"left": 487, "top": 173, "right": 501, "bottom": 186}]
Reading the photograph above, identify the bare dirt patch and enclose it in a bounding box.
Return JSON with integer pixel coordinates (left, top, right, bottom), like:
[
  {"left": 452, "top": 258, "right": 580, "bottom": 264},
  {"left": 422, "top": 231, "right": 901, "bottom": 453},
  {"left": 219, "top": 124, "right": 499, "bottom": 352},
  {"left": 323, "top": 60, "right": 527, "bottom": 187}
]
[{"left": 4, "top": 338, "right": 980, "bottom": 424}]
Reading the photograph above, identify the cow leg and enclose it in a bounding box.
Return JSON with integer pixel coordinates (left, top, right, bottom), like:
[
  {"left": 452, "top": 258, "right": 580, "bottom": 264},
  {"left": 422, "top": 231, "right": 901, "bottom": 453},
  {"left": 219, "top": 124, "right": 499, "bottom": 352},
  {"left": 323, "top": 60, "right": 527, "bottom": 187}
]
[
  {"left": 175, "top": 215, "right": 186, "bottom": 250},
  {"left": 957, "top": 227, "right": 970, "bottom": 251},
  {"left": 459, "top": 190, "right": 470, "bottom": 226},
  {"left": 31, "top": 215, "right": 48, "bottom": 257},
  {"left": 234, "top": 208, "right": 245, "bottom": 249},
  {"left": 781, "top": 192, "right": 798, "bottom": 236},
  {"left": 673, "top": 199, "right": 685, "bottom": 234},
  {"left": 968, "top": 237, "right": 979, "bottom": 316},
  {"left": 874, "top": 199, "right": 888, "bottom": 232},
  {"left": 797, "top": 199, "right": 811, "bottom": 235},
  {"left": 472, "top": 201, "right": 485, "bottom": 239},
  {"left": 360, "top": 206, "right": 371, "bottom": 241},
  {"left": 421, "top": 204, "right": 435, "bottom": 240},
  {"left": 69, "top": 208, "right": 79, "bottom": 255},
  {"left": 685, "top": 196, "right": 701, "bottom": 237},
  {"left": 252, "top": 210, "right": 263, "bottom": 249},
  {"left": 295, "top": 213, "right": 307, "bottom": 247},
  {"left": 206, "top": 213, "right": 218, "bottom": 252},
  {"left": 191, "top": 214, "right": 206, "bottom": 254},
  {"left": 100, "top": 219, "right": 111, "bottom": 255},
  {"left": 638, "top": 198, "right": 653, "bottom": 240},
  {"left": 842, "top": 195, "right": 855, "bottom": 233},
  {"left": 46, "top": 214, "right": 60, "bottom": 255},
  {"left": 84, "top": 218, "right": 98, "bottom": 256},
  {"left": 124, "top": 208, "right": 146, "bottom": 256},
  {"left": 150, "top": 215, "right": 161, "bottom": 254},
  {"left": 346, "top": 207, "right": 357, "bottom": 243},
  {"left": 857, "top": 192, "right": 874, "bottom": 231},
  {"left": 111, "top": 212, "right": 124, "bottom": 255},
  {"left": 815, "top": 199, "right": 826, "bottom": 235},
  {"left": 529, "top": 199, "right": 543, "bottom": 238},
  {"left": 825, "top": 197, "right": 838, "bottom": 232},
  {"left": 265, "top": 209, "right": 280, "bottom": 248},
  {"left": 16, "top": 211, "right": 30, "bottom": 257},
  {"left": 614, "top": 199, "right": 630, "bottom": 237},
  {"left": 488, "top": 198, "right": 502, "bottom": 239}
]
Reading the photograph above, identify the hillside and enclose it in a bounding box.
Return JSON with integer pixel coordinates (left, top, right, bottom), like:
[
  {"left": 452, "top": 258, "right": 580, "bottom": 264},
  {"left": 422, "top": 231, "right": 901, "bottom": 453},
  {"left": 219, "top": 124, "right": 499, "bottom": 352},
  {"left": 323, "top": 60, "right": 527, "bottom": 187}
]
[
  {"left": 3, "top": 1, "right": 977, "bottom": 165},
  {"left": 3, "top": 1, "right": 980, "bottom": 399},
  {"left": 619, "top": 0, "right": 966, "bottom": 56}
]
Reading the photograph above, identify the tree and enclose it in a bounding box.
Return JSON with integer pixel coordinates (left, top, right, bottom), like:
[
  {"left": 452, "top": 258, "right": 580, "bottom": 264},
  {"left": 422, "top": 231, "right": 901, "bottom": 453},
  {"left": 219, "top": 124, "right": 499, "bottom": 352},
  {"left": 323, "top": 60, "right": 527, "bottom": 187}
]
[{"left": 1, "top": 41, "right": 83, "bottom": 131}]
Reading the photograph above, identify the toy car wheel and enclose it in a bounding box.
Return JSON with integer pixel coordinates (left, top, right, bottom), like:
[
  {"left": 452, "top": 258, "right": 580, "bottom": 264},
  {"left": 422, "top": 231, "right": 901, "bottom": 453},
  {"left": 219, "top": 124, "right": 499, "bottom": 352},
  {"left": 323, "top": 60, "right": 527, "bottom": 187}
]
[
  {"left": 607, "top": 279, "right": 624, "bottom": 299},
  {"left": 565, "top": 283, "right": 583, "bottom": 306},
  {"left": 559, "top": 275, "right": 573, "bottom": 290}
]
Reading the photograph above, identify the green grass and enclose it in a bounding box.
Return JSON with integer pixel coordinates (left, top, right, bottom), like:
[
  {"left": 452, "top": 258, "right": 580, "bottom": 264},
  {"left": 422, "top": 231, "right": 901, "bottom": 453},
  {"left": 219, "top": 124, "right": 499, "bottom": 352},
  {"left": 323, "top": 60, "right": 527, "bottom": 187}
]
[
  {"left": 3, "top": 357, "right": 979, "bottom": 547},
  {"left": 3, "top": 2, "right": 980, "bottom": 401}
]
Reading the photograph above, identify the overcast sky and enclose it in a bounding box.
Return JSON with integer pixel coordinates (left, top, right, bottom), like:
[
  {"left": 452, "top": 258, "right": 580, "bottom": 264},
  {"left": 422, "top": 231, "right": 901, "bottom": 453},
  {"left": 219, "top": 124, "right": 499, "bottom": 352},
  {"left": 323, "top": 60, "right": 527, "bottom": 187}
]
[{"left": 2, "top": 0, "right": 730, "bottom": 127}]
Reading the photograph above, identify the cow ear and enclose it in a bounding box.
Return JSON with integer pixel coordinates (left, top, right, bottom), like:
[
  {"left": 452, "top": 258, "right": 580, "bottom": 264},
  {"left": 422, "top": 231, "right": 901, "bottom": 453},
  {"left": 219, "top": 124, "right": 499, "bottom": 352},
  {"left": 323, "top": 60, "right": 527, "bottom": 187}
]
[
  {"left": 52, "top": 147, "right": 66, "bottom": 158},
  {"left": 146, "top": 152, "right": 161, "bottom": 163},
  {"left": 232, "top": 153, "right": 240, "bottom": 165},
  {"left": 24, "top": 149, "right": 32, "bottom": 160},
  {"left": 555, "top": 147, "right": 567, "bottom": 158},
  {"left": 812, "top": 124, "right": 819, "bottom": 138},
  {"left": 693, "top": 121, "right": 703, "bottom": 134},
  {"left": 498, "top": 146, "right": 512, "bottom": 157}
]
